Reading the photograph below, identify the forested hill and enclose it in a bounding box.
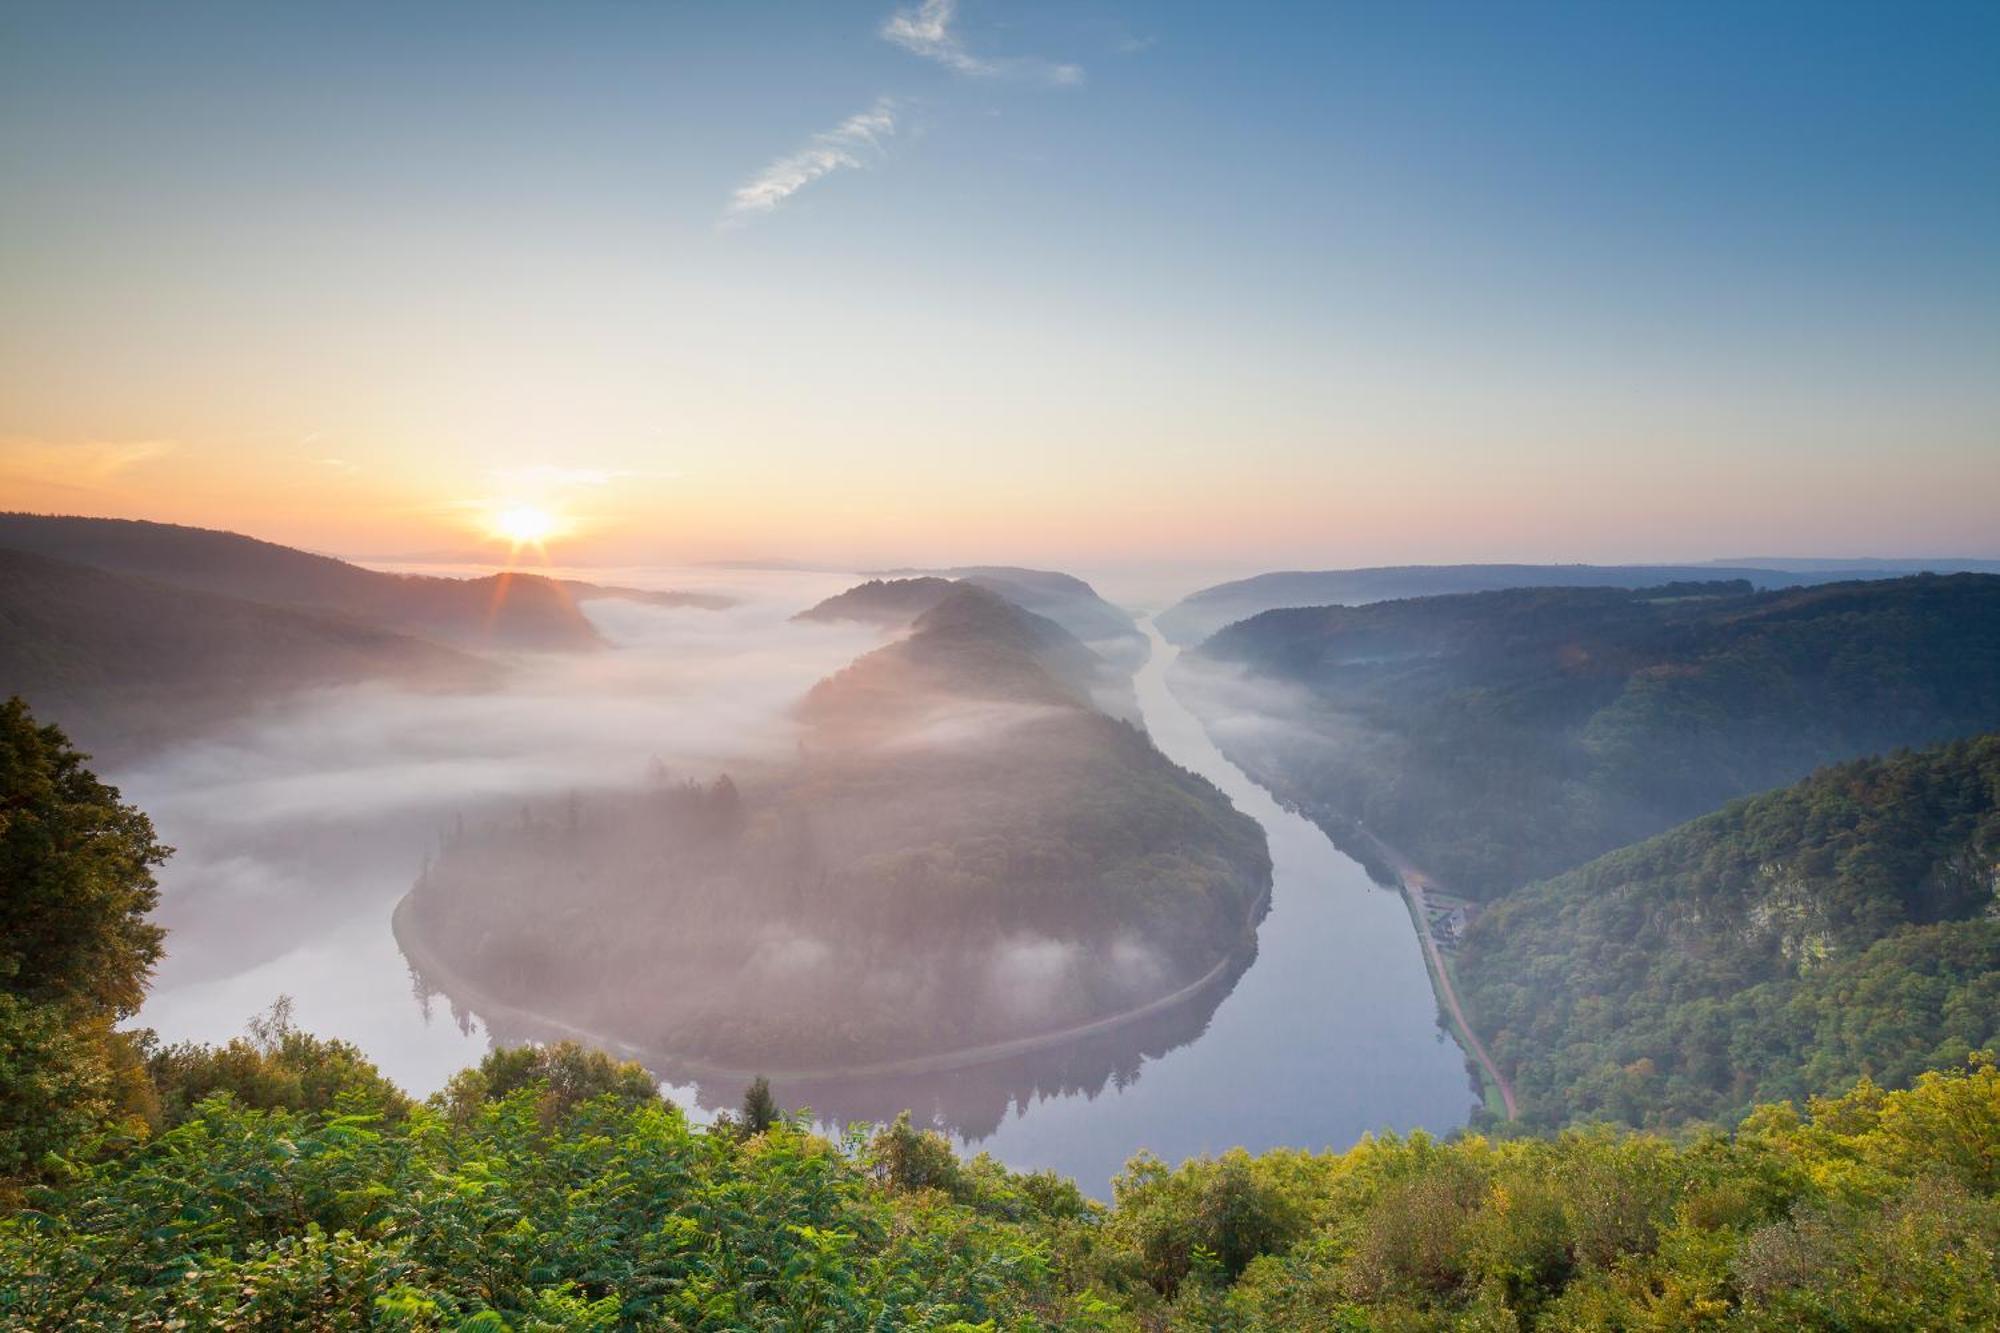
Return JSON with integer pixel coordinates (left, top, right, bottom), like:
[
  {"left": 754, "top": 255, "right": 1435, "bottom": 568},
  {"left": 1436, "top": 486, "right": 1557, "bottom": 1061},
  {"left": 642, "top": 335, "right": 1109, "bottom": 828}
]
[
  {"left": 1460, "top": 733, "right": 2000, "bottom": 1130},
  {"left": 0, "top": 512, "right": 603, "bottom": 650},
  {"left": 0, "top": 547, "right": 488, "bottom": 757},
  {"left": 794, "top": 575, "right": 959, "bottom": 626},
  {"left": 401, "top": 581, "right": 1268, "bottom": 1073},
  {"left": 1182, "top": 574, "right": 2000, "bottom": 897},
  {"left": 1156, "top": 562, "right": 1837, "bottom": 644},
  {"left": 868, "top": 564, "right": 1145, "bottom": 666},
  {"left": 802, "top": 577, "right": 1142, "bottom": 721}
]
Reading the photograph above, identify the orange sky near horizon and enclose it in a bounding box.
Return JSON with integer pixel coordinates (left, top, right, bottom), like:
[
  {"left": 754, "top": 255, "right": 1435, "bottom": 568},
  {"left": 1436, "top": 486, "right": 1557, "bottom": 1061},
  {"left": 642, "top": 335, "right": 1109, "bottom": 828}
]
[
  {"left": 4, "top": 5, "right": 1997, "bottom": 576},
  {"left": 3, "top": 419, "right": 1994, "bottom": 575}
]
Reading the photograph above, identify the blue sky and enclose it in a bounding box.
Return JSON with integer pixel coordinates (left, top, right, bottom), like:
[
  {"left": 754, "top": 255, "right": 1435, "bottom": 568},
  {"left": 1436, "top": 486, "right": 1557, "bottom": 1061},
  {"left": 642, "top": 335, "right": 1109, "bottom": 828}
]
[{"left": 1, "top": 1, "right": 1995, "bottom": 567}]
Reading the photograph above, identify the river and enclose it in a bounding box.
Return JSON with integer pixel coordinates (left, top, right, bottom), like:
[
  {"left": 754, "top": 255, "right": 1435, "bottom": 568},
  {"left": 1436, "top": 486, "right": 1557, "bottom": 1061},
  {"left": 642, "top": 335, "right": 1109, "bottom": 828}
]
[{"left": 130, "top": 574, "right": 1472, "bottom": 1196}]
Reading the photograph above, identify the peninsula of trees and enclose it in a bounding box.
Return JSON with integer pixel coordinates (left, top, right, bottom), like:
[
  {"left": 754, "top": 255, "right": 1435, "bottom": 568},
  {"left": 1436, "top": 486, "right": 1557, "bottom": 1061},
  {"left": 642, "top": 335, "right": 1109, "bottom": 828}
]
[{"left": 400, "top": 582, "right": 1270, "bottom": 1070}]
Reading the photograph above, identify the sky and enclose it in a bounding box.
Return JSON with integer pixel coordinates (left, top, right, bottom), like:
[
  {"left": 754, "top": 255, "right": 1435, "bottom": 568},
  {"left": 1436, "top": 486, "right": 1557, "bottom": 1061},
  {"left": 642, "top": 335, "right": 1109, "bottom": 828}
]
[{"left": 2, "top": 0, "right": 1996, "bottom": 573}]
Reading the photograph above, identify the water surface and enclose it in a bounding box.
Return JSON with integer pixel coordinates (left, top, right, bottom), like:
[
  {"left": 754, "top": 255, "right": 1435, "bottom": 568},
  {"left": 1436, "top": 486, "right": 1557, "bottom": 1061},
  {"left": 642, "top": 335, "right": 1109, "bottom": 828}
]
[{"left": 134, "top": 574, "right": 1472, "bottom": 1195}]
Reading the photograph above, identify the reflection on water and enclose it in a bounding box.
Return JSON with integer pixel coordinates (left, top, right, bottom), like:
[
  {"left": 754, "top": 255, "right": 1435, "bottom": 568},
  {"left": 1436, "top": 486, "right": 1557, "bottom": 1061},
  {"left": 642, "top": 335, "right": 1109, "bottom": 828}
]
[
  {"left": 136, "top": 573, "right": 1473, "bottom": 1198},
  {"left": 458, "top": 936, "right": 1260, "bottom": 1144}
]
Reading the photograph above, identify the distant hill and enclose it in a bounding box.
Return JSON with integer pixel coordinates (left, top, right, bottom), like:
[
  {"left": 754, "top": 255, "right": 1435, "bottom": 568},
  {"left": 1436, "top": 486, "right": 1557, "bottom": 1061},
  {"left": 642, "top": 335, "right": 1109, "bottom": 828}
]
[
  {"left": 0, "top": 513, "right": 605, "bottom": 650},
  {"left": 1459, "top": 734, "right": 2000, "bottom": 1129},
  {"left": 1711, "top": 555, "right": 2000, "bottom": 574},
  {"left": 0, "top": 548, "right": 488, "bottom": 758},
  {"left": 1155, "top": 562, "right": 1921, "bottom": 645},
  {"left": 802, "top": 576, "right": 1141, "bottom": 721},
  {"left": 869, "top": 565, "right": 1146, "bottom": 669},
  {"left": 401, "top": 583, "right": 1269, "bottom": 1071},
  {"left": 795, "top": 576, "right": 960, "bottom": 627},
  {"left": 1180, "top": 574, "right": 2000, "bottom": 897},
  {"left": 554, "top": 580, "right": 735, "bottom": 612}
]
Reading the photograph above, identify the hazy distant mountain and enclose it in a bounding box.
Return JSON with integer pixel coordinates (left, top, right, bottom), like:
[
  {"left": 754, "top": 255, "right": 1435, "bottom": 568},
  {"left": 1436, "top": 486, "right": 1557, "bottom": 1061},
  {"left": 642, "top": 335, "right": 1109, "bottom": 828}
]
[
  {"left": 801, "top": 577, "right": 1141, "bottom": 721},
  {"left": 1180, "top": 574, "right": 2000, "bottom": 897},
  {"left": 401, "top": 583, "right": 1269, "bottom": 1071},
  {"left": 870, "top": 565, "right": 1147, "bottom": 670},
  {"left": 1460, "top": 733, "right": 2000, "bottom": 1129},
  {"left": 1709, "top": 556, "right": 2000, "bottom": 573},
  {"left": 1155, "top": 562, "right": 1908, "bottom": 646},
  {"left": 0, "top": 513, "right": 605, "bottom": 650},
  {"left": 0, "top": 547, "right": 487, "bottom": 758},
  {"left": 796, "top": 576, "right": 960, "bottom": 627},
  {"left": 553, "top": 579, "right": 735, "bottom": 611}
]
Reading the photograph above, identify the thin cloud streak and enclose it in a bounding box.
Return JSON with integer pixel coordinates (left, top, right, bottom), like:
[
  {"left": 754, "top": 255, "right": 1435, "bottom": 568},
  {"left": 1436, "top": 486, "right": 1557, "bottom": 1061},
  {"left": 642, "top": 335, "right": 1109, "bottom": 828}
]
[
  {"left": 882, "top": 0, "right": 1082, "bottom": 86},
  {"left": 724, "top": 97, "right": 898, "bottom": 224}
]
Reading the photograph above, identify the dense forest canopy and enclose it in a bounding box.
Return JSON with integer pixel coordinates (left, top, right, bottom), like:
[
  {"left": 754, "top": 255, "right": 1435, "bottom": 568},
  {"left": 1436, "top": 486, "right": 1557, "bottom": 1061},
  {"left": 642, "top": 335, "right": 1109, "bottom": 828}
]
[
  {"left": 1183, "top": 574, "right": 2000, "bottom": 898},
  {"left": 10, "top": 1025, "right": 1997, "bottom": 1328},
  {"left": 401, "top": 583, "right": 1268, "bottom": 1069},
  {"left": 1458, "top": 733, "right": 2000, "bottom": 1130}
]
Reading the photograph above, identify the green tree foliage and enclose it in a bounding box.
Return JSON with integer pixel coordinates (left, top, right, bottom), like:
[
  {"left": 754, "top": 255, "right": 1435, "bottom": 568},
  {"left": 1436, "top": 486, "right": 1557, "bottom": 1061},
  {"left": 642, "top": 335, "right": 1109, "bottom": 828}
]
[
  {"left": 741, "top": 1075, "right": 778, "bottom": 1136},
  {"left": 437, "top": 1040, "right": 666, "bottom": 1128},
  {"left": 1191, "top": 574, "right": 2000, "bottom": 897},
  {"left": 0, "top": 697, "right": 169, "bottom": 1182},
  {"left": 5, "top": 1048, "right": 1997, "bottom": 1328},
  {"left": 1459, "top": 734, "right": 2000, "bottom": 1128},
  {"left": 146, "top": 997, "right": 412, "bottom": 1129}
]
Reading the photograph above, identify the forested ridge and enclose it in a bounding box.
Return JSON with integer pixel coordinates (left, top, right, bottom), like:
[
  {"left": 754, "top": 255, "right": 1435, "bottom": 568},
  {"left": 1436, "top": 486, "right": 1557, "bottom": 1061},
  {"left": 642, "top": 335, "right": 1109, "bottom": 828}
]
[
  {"left": 1186, "top": 573, "right": 2000, "bottom": 898},
  {"left": 1458, "top": 734, "right": 2000, "bottom": 1131},
  {"left": 0, "top": 548, "right": 491, "bottom": 758}
]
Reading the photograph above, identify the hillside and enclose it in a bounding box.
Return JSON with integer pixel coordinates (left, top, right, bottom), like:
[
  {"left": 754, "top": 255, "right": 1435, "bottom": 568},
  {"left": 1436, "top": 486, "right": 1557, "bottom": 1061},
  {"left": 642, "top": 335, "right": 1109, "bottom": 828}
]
[
  {"left": 801, "top": 576, "right": 1142, "bottom": 721},
  {"left": 873, "top": 564, "right": 1147, "bottom": 669},
  {"left": 1459, "top": 735, "right": 2000, "bottom": 1129},
  {"left": 1156, "top": 561, "right": 1896, "bottom": 645},
  {"left": 0, "top": 548, "right": 488, "bottom": 757},
  {"left": 1181, "top": 574, "right": 2000, "bottom": 896},
  {"left": 794, "top": 575, "right": 959, "bottom": 626},
  {"left": 400, "top": 583, "right": 1269, "bottom": 1070},
  {"left": 0, "top": 513, "right": 605, "bottom": 650}
]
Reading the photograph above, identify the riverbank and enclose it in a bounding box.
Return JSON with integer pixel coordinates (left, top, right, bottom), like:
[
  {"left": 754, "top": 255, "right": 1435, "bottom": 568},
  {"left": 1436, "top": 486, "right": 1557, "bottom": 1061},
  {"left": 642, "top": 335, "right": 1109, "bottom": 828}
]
[
  {"left": 392, "top": 871, "right": 1272, "bottom": 1086},
  {"left": 1359, "top": 831, "right": 1518, "bottom": 1120}
]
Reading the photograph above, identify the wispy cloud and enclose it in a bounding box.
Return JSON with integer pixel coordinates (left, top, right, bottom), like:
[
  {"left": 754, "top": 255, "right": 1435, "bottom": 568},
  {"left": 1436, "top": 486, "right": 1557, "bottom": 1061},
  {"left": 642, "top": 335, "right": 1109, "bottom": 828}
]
[
  {"left": 0, "top": 437, "right": 176, "bottom": 484},
  {"left": 724, "top": 97, "right": 899, "bottom": 224},
  {"left": 881, "top": 0, "right": 1082, "bottom": 86}
]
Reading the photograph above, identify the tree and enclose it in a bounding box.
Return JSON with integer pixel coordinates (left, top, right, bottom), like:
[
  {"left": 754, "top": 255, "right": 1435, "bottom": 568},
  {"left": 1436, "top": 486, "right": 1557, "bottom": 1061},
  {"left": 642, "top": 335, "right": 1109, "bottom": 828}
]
[
  {"left": 437, "top": 1040, "right": 665, "bottom": 1127},
  {"left": 0, "top": 697, "right": 170, "bottom": 1180},
  {"left": 741, "top": 1075, "right": 778, "bottom": 1135},
  {"left": 0, "top": 698, "right": 168, "bottom": 1017}
]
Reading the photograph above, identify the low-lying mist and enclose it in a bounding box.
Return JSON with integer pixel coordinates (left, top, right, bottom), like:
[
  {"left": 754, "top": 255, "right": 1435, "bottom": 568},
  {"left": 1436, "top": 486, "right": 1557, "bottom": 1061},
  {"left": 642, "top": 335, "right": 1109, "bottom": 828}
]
[{"left": 125, "top": 568, "right": 882, "bottom": 1091}]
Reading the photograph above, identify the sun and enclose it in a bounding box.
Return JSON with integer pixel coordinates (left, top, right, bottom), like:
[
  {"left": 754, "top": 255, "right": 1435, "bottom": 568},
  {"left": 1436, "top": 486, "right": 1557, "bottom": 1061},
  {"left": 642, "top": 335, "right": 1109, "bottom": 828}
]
[{"left": 489, "top": 505, "right": 561, "bottom": 550}]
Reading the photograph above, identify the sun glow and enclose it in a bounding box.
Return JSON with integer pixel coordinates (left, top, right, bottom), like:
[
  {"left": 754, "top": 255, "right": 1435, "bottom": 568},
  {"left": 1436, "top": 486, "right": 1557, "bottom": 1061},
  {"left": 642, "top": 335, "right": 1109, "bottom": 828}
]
[{"left": 489, "top": 505, "right": 562, "bottom": 550}]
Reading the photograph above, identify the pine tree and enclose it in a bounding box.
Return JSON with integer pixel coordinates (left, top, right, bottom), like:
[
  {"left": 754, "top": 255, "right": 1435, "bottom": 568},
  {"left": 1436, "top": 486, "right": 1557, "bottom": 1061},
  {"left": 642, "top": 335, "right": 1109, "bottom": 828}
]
[{"left": 741, "top": 1074, "right": 777, "bottom": 1135}]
